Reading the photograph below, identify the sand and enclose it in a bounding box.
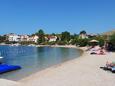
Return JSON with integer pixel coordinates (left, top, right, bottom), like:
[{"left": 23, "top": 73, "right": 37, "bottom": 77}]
[
  {"left": 0, "top": 79, "right": 20, "bottom": 86},
  {"left": 1, "top": 45, "right": 115, "bottom": 86}
]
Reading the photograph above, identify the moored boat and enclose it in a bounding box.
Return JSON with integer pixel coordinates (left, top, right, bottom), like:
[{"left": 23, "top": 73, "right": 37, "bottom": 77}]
[{"left": 0, "top": 52, "right": 3, "bottom": 64}]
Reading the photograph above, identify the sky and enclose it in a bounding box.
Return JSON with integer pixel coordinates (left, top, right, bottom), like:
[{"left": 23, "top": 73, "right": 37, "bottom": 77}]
[{"left": 0, "top": 0, "right": 115, "bottom": 35}]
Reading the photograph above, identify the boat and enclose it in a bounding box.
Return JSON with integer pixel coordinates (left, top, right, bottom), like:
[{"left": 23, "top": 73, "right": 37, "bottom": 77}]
[
  {"left": 0, "top": 64, "right": 21, "bottom": 74},
  {"left": 0, "top": 56, "right": 3, "bottom": 64},
  {"left": 0, "top": 52, "right": 3, "bottom": 64}
]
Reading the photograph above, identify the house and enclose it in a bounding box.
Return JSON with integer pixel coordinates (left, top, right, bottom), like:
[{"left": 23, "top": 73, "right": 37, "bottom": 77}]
[
  {"left": 44, "top": 36, "right": 49, "bottom": 42},
  {"left": 79, "top": 31, "right": 88, "bottom": 39},
  {"left": 29, "top": 35, "right": 39, "bottom": 43},
  {"left": 6, "top": 33, "right": 39, "bottom": 43},
  {"left": 6, "top": 33, "right": 20, "bottom": 42},
  {"left": 48, "top": 36, "right": 57, "bottom": 42},
  {"left": 19, "top": 35, "right": 29, "bottom": 42},
  {"left": 88, "top": 34, "right": 97, "bottom": 38}
]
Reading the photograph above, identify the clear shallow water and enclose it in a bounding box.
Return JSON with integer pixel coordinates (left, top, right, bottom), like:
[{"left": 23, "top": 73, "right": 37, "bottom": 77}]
[{"left": 0, "top": 45, "right": 82, "bottom": 81}]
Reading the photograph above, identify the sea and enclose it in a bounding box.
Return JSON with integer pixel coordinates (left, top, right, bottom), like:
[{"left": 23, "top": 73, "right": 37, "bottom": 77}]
[{"left": 0, "top": 45, "right": 82, "bottom": 81}]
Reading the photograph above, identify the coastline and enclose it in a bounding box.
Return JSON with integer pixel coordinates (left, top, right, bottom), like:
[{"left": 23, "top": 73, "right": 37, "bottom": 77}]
[
  {"left": 18, "top": 46, "right": 115, "bottom": 86},
  {"left": 0, "top": 45, "right": 115, "bottom": 86},
  {"left": 18, "top": 45, "right": 84, "bottom": 81},
  {"left": 0, "top": 45, "right": 83, "bottom": 86}
]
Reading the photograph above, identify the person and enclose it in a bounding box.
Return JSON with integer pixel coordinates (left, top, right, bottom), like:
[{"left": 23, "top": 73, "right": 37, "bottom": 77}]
[
  {"left": 97, "top": 47, "right": 105, "bottom": 55},
  {"left": 99, "top": 50, "right": 104, "bottom": 54},
  {"left": 106, "top": 61, "right": 115, "bottom": 68},
  {"left": 100, "top": 61, "right": 115, "bottom": 73}
]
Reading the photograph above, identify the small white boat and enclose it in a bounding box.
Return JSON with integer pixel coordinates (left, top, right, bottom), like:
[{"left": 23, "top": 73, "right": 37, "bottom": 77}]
[
  {"left": 0, "top": 56, "right": 3, "bottom": 63},
  {"left": 0, "top": 52, "right": 3, "bottom": 63}
]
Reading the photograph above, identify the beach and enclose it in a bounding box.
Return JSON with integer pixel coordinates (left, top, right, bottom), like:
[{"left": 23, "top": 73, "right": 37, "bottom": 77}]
[
  {"left": 1, "top": 46, "right": 115, "bottom": 86},
  {"left": 0, "top": 0, "right": 115, "bottom": 85}
]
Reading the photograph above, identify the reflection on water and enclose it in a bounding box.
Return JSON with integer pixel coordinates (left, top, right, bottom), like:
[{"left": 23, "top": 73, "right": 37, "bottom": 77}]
[{"left": 0, "top": 45, "right": 82, "bottom": 81}]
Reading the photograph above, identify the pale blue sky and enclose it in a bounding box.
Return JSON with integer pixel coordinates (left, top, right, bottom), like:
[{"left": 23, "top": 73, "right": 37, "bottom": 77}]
[{"left": 0, "top": 0, "right": 115, "bottom": 35}]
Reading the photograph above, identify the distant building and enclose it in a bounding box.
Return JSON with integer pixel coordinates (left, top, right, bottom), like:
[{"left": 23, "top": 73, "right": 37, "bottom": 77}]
[
  {"left": 6, "top": 33, "right": 20, "bottom": 42},
  {"left": 48, "top": 36, "right": 57, "bottom": 42},
  {"left": 6, "top": 33, "right": 58, "bottom": 44},
  {"left": 88, "top": 34, "right": 97, "bottom": 38},
  {"left": 79, "top": 31, "right": 88, "bottom": 39},
  {"left": 18, "top": 35, "right": 29, "bottom": 42},
  {"left": 44, "top": 36, "right": 49, "bottom": 42},
  {"left": 6, "top": 33, "right": 39, "bottom": 43},
  {"left": 29, "top": 35, "right": 39, "bottom": 43}
]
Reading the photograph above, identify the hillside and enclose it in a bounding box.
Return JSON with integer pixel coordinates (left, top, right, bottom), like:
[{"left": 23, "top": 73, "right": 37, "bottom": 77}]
[{"left": 102, "top": 30, "right": 115, "bottom": 35}]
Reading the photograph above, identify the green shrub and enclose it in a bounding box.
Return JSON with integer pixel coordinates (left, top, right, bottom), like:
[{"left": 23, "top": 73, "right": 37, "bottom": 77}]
[
  {"left": 20, "top": 41, "right": 36, "bottom": 45},
  {"left": 76, "top": 39, "right": 89, "bottom": 47},
  {"left": 48, "top": 41, "right": 56, "bottom": 45},
  {"left": 57, "top": 41, "right": 67, "bottom": 45},
  {"left": 109, "top": 33, "right": 115, "bottom": 45}
]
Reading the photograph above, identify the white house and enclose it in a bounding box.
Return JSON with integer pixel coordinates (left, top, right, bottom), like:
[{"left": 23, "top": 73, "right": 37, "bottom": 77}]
[
  {"left": 48, "top": 36, "right": 57, "bottom": 42},
  {"left": 7, "top": 33, "right": 20, "bottom": 42},
  {"left": 19, "top": 35, "right": 29, "bottom": 42},
  {"left": 79, "top": 34, "right": 88, "bottom": 39},
  {"left": 29, "top": 35, "right": 39, "bottom": 43},
  {"left": 79, "top": 31, "right": 88, "bottom": 39}
]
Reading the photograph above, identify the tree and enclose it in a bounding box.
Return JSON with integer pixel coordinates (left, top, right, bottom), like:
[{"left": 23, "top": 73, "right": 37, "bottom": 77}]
[
  {"left": 52, "top": 33, "right": 55, "bottom": 36},
  {"left": 107, "top": 33, "right": 115, "bottom": 51},
  {"left": 109, "top": 33, "right": 115, "bottom": 45},
  {"left": 0, "top": 35, "right": 6, "bottom": 43},
  {"left": 36, "top": 29, "right": 45, "bottom": 44},
  {"left": 79, "top": 30, "right": 86, "bottom": 34},
  {"left": 70, "top": 34, "right": 79, "bottom": 45},
  {"left": 76, "top": 38, "right": 89, "bottom": 47},
  {"left": 61, "top": 31, "right": 71, "bottom": 43}
]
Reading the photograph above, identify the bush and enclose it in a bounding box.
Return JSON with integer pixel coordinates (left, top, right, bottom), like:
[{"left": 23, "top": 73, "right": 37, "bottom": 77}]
[
  {"left": 57, "top": 41, "right": 67, "bottom": 45},
  {"left": 109, "top": 33, "right": 115, "bottom": 45},
  {"left": 20, "top": 41, "right": 36, "bottom": 45},
  {"left": 48, "top": 41, "right": 56, "bottom": 45},
  {"left": 5, "top": 41, "right": 18, "bottom": 44},
  {"left": 108, "top": 33, "right": 115, "bottom": 51},
  {"left": 76, "top": 39, "right": 89, "bottom": 47}
]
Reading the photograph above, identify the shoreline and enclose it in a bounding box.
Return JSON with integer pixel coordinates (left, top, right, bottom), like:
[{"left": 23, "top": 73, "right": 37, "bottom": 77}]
[
  {"left": 0, "top": 45, "right": 84, "bottom": 86},
  {"left": 18, "top": 46, "right": 115, "bottom": 86},
  {"left": 17, "top": 45, "right": 84, "bottom": 81},
  {"left": 19, "top": 45, "right": 85, "bottom": 81}
]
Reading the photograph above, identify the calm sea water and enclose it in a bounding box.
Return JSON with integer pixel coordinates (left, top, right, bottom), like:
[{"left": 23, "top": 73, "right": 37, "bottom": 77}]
[{"left": 0, "top": 45, "right": 82, "bottom": 81}]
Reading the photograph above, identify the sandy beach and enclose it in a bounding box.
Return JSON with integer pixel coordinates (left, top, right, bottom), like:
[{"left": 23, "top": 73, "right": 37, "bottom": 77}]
[
  {"left": 0, "top": 0, "right": 115, "bottom": 85},
  {"left": 1, "top": 45, "right": 115, "bottom": 86}
]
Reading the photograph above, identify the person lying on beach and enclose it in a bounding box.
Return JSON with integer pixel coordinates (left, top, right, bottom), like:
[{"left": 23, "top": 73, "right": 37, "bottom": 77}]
[
  {"left": 100, "top": 61, "right": 115, "bottom": 73},
  {"left": 106, "top": 61, "right": 115, "bottom": 68},
  {"left": 97, "top": 49, "right": 106, "bottom": 55},
  {"left": 90, "top": 47, "right": 106, "bottom": 55},
  {"left": 89, "top": 45, "right": 101, "bottom": 54},
  {"left": 90, "top": 49, "right": 105, "bottom": 55}
]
